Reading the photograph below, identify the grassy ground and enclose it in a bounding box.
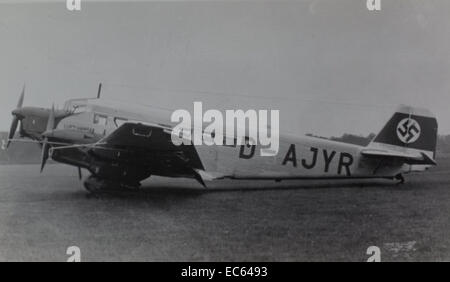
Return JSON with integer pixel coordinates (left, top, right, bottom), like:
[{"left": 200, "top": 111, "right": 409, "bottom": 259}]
[{"left": 0, "top": 160, "right": 449, "bottom": 261}]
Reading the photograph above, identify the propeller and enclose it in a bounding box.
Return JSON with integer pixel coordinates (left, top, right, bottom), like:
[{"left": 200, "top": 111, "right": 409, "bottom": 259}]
[
  {"left": 6, "top": 85, "right": 25, "bottom": 149},
  {"left": 40, "top": 104, "right": 55, "bottom": 173}
]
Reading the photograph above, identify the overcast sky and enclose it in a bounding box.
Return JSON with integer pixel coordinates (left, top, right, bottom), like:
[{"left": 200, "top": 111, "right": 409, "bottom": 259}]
[{"left": 1, "top": 0, "right": 449, "bottom": 137}]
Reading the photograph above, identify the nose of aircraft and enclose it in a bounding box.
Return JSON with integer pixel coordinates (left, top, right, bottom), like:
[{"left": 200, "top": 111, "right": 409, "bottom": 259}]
[{"left": 11, "top": 108, "right": 24, "bottom": 117}]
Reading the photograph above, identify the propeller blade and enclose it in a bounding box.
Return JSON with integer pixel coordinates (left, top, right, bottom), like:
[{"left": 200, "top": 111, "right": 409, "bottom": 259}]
[
  {"left": 46, "top": 104, "right": 55, "bottom": 132},
  {"left": 6, "top": 86, "right": 26, "bottom": 149},
  {"left": 40, "top": 104, "right": 56, "bottom": 173},
  {"left": 6, "top": 117, "right": 19, "bottom": 149},
  {"left": 78, "top": 167, "right": 83, "bottom": 180},
  {"left": 40, "top": 140, "right": 49, "bottom": 173},
  {"left": 17, "top": 85, "right": 25, "bottom": 108}
]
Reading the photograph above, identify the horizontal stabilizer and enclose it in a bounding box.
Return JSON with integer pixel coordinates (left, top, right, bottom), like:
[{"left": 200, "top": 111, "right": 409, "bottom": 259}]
[{"left": 361, "top": 149, "right": 436, "bottom": 165}]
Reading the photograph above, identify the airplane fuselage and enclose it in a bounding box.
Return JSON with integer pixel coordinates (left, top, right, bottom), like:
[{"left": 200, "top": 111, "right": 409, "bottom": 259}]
[
  {"left": 10, "top": 98, "right": 433, "bottom": 189},
  {"left": 49, "top": 101, "right": 405, "bottom": 182},
  {"left": 195, "top": 134, "right": 402, "bottom": 180}
]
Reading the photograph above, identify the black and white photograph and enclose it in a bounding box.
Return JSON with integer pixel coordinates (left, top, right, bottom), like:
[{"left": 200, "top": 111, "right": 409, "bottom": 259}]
[{"left": 0, "top": 0, "right": 449, "bottom": 266}]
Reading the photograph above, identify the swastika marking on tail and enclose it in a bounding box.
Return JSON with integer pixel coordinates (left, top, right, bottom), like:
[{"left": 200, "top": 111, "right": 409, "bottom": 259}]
[{"left": 397, "top": 118, "right": 421, "bottom": 144}]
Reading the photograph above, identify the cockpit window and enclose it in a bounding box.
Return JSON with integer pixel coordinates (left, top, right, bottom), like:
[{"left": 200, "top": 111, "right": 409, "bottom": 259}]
[
  {"left": 114, "top": 117, "right": 128, "bottom": 128},
  {"left": 72, "top": 105, "right": 87, "bottom": 114},
  {"left": 94, "top": 114, "right": 108, "bottom": 126},
  {"left": 63, "top": 98, "right": 89, "bottom": 113}
]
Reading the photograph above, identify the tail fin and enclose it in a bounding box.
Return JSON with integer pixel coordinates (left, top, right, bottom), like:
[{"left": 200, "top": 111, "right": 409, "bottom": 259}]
[{"left": 369, "top": 105, "right": 438, "bottom": 158}]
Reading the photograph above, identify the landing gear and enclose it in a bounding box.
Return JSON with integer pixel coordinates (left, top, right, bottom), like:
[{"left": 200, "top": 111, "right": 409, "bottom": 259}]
[
  {"left": 83, "top": 176, "right": 105, "bottom": 193},
  {"left": 394, "top": 173, "right": 405, "bottom": 184},
  {"left": 83, "top": 175, "right": 141, "bottom": 194}
]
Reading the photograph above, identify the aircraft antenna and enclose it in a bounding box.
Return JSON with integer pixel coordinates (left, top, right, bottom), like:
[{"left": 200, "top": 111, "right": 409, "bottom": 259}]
[{"left": 97, "top": 83, "right": 102, "bottom": 99}]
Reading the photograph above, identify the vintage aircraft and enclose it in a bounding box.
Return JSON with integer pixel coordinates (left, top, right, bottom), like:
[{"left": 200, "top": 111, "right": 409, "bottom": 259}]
[{"left": 5, "top": 84, "right": 438, "bottom": 193}]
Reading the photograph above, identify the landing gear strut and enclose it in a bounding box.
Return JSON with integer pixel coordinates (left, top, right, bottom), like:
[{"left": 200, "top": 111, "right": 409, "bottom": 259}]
[{"left": 394, "top": 173, "right": 405, "bottom": 184}]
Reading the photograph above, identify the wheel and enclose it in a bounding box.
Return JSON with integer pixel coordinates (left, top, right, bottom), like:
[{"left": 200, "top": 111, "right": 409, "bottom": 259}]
[
  {"left": 83, "top": 175, "right": 141, "bottom": 194},
  {"left": 83, "top": 175, "right": 108, "bottom": 193},
  {"left": 394, "top": 173, "right": 405, "bottom": 184}
]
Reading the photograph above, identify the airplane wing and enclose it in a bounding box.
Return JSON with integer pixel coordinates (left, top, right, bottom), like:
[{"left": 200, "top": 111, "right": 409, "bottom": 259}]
[
  {"left": 360, "top": 149, "right": 436, "bottom": 165},
  {"left": 57, "top": 122, "right": 210, "bottom": 186},
  {"left": 96, "top": 122, "right": 203, "bottom": 167}
]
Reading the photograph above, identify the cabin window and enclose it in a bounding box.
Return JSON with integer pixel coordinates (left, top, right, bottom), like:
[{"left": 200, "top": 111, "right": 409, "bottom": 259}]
[
  {"left": 114, "top": 117, "right": 128, "bottom": 128},
  {"left": 94, "top": 114, "right": 107, "bottom": 126}
]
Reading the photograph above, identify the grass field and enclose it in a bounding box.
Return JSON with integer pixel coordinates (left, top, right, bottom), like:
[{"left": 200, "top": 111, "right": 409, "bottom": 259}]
[{"left": 0, "top": 158, "right": 449, "bottom": 261}]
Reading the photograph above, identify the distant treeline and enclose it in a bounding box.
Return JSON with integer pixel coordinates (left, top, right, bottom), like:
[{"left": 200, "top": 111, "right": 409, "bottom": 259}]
[
  {"left": 0, "top": 132, "right": 41, "bottom": 164},
  {"left": 437, "top": 135, "right": 450, "bottom": 153}
]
